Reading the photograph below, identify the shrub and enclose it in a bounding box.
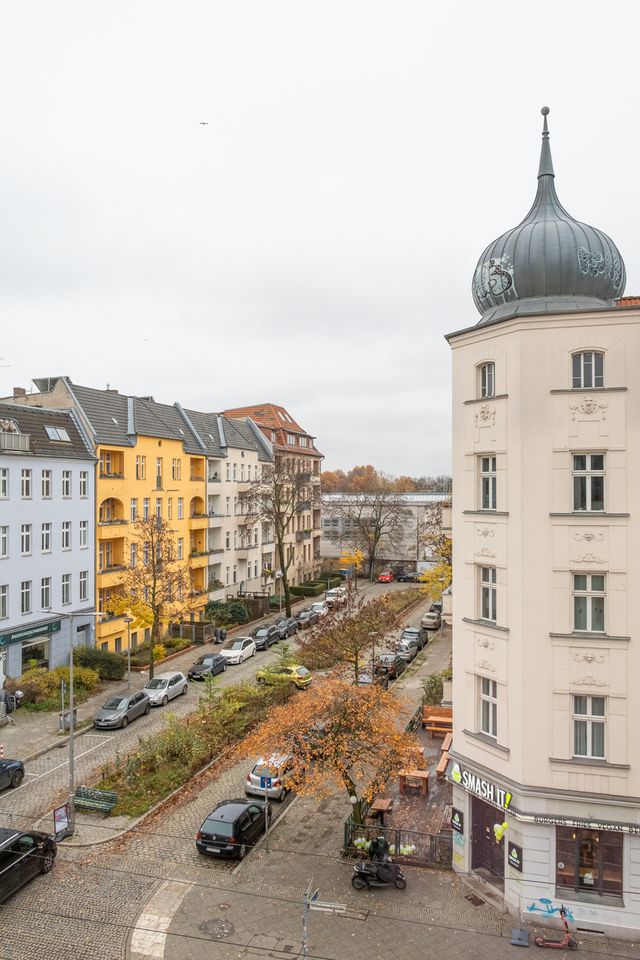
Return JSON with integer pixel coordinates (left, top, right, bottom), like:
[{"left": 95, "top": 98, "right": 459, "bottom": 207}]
[
  {"left": 421, "top": 671, "right": 445, "bottom": 705},
  {"left": 316, "top": 575, "right": 342, "bottom": 589},
  {"left": 290, "top": 583, "right": 325, "bottom": 597},
  {"left": 227, "top": 600, "right": 249, "bottom": 624},
  {"left": 74, "top": 645, "right": 126, "bottom": 681},
  {"left": 152, "top": 644, "right": 166, "bottom": 662},
  {"left": 269, "top": 595, "right": 286, "bottom": 609},
  {"left": 7, "top": 665, "right": 100, "bottom": 705}
]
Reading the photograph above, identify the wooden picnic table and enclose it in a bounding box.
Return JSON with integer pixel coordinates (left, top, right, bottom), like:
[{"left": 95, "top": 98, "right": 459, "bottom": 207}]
[
  {"left": 368, "top": 798, "right": 393, "bottom": 825},
  {"left": 424, "top": 715, "right": 453, "bottom": 739},
  {"left": 398, "top": 769, "right": 429, "bottom": 797}
]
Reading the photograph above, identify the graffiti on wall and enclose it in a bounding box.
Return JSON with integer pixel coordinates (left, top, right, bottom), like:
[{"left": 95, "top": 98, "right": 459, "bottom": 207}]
[{"left": 526, "top": 899, "right": 574, "bottom": 920}]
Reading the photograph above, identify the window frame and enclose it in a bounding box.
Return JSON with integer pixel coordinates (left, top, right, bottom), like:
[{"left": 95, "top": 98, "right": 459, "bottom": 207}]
[
  {"left": 41, "top": 522, "right": 51, "bottom": 553},
  {"left": 61, "top": 521, "right": 71, "bottom": 551},
  {"left": 20, "top": 524, "right": 32, "bottom": 556},
  {"left": 0, "top": 525, "right": 7, "bottom": 559},
  {"left": 21, "top": 469, "right": 31, "bottom": 499},
  {"left": 79, "top": 570, "right": 88, "bottom": 602},
  {"left": 61, "top": 470, "right": 71, "bottom": 498},
  {"left": 556, "top": 826, "right": 621, "bottom": 898},
  {"left": 79, "top": 520, "right": 88, "bottom": 549},
  {"left": 572, "top": 351, "right": 604, "bottom": 390},
  {"left": 0, "top": 584, "right": 8, "bottom": 619},
  {"left": 480, "top": 566, "right": 497, "bottom": 622},
  {"left": 79, "top": 470, "right": 88, "bottom": 498},
  {"left": 61, "top": 573, "right": 71, "bottom": 606},
  {"left": 41, "top": 469, "right": 52, "bottom": 499},
  {"left": 0, "top": 467, "right": 8, "bottom": 498},
  {"left": 41, "top": 577, "right": 51, "bottom": 610},
  {"left": 479, "top": 362, "right": 495, "bottom": 399},
  {"left": 20, "top": 580, "right": 31, "bottom": 615},
  {"left": 573, "top": 573, "right": 605, "bottom": 633},
  {"left": 572, "top": 694, "right": 606, "bottom": 759},
  {"left": 572, "top": 453, "right": 605, "bottom": 512},
  {"left": 479, "top": 676, "right": 498, "bottom": 739},
  {"left": 479, "top": 455, "right": 497, "bottom": 510}
]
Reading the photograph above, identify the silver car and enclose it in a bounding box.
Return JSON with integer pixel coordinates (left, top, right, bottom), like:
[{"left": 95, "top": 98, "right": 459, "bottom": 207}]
[
  {"left": 143, "top": 671, "right": 188, "bottom": 706},
  {"left": 93, "top": 691, "right": 151, "bottom": 730},
  {"left": 245, "top": 754, "right": 293, "bottom": 801}
]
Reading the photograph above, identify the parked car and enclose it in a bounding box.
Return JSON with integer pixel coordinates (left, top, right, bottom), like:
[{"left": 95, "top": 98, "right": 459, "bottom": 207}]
[
  {"left": 143, "top": 671, "right": 188, "bottom": 706},
  {"left": 196, "top": 798, "right": 271, "bottom": 859},
  {"left": 219, "top": 637, "right": 256, "bottom": 664},
  {"left": 251, "top": 625, "right": 280, "bottom": 651},
  {"left": 356, "top": 671, "right": 389, "bottom": 690},
  {"left": 0, "top": 828, "right": 56, "bottom": 904},
  {"left": 245, "top": 754, "right": 293, "bottom": 801},
  {"left": 374, "top": 653, "right": 407, "bottom": 681},
  {"left": 187, "top": 653, "right": 227, "bottom": 681},
  {"left": 377, "top": 570, "right": 394, "bottom": 583},
  {"left": 394, "top": 637, "right": 418, "bottom": 662},
  {"left": 397, "top": 570, "right": 422, "bottom": 583},
  {"left": 325, "top": 587, "right": 347, "bottom": 606},
  {"left": 256, "top": 664, "right": 313, "bottom": 689},
  {"left": 94, "top": 691, "right": 151, "bottom": 729},
  {"left": 295, "top": 609, "right": 319, "bottom": 629},
  {"left": 421, "top": 610, "right": 442, "bottom": 631},
  {"left": 310, "top": 601, "right": 329, "bottom": 618},
  {"left": 0, "top": 760, "right": 24, "bottom": 791},
  {"left": 400, "top": 626, "right": 427, "bottom": 651},
  {"left": 274, "top": 616, "right": 298, "bottom": 639}
]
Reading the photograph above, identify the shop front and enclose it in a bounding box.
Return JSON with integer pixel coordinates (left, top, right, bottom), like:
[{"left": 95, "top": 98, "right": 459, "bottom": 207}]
[{"left": 0, "top": 620, "right": 61, "bottom": 678}]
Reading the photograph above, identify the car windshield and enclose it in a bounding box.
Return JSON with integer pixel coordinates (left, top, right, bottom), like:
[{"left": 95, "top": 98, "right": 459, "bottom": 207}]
[
  {"left": 196, "top": 657, "right": 215, "bottom": 665},
  {"left": 255, "top": 629, "right": 269, "bottom": 637},
  {"left": 103, "top": 698, "right": 127, "bottom": 710},
  {"left": 145, "top": 679, "right": 168, "bottom": 689},
  {"left": 298, "top": 612, "right": 310, "bottom": 619},
  {"left": 253, "top": 763, "right": 276, "bottom": 777},
  {"left": 202, "top": 817, "right": 234, "bottom": 837},
  {"left": 378, "top": 655, "right": 394, "bottom": 663},
  {"left": 224, "top": 640, "right": 245, "bottom": 651}
]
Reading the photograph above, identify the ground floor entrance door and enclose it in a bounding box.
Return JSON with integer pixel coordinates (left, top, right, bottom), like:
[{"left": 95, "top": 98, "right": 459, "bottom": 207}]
[{"left": 471, "top": 796, "right": 505, "bottom": 879}]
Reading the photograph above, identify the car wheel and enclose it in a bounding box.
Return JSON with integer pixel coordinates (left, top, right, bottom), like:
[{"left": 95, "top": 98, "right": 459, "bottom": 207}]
[
  {"left": 351, "top": 875, "right": 367, "bottom": 890},
  {"left": 121, "top": 717, "right": 129, "bottom": 729},
  {"left": 9, "top": 769, "right": 24, "bottom": 788},
  {"left": 40, "top": 850, "right": 56, "bottom": 874},
  {"left": 222, "top": 663, "right": 227, "bottom": 671},
  {"left": 161, "top": 695, "right": 168, "bottom": 706},
  {"left": 278, "top": 788, "right": 286, "bottom": 802},
  {"left": 239, "top": 844, "right": 247, "bottom": 859},
  {"left": 251, "top": 648, "right": 255, "bottom": 657},
  {"left": 181, "top": 684, "right": 188, "bottom": 695},
  {"left": 394, "top": 876, "right": 407, "bottom": 890},
  {"left": 144, "top": 703, "right": 151, "bottom": 715},
  {"left": 239, "top": 654, "right": 245, "bottom": 663}
]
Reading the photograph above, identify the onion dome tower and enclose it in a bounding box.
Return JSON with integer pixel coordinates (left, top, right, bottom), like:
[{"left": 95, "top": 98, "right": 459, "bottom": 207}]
[{"left": 472, "top": 108, "right": 626, "bottom": 324}]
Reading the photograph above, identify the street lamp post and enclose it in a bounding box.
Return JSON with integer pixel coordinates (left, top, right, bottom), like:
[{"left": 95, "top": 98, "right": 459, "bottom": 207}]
[{"left": 123, "top": 617, "right": 134, "bottom": 691}]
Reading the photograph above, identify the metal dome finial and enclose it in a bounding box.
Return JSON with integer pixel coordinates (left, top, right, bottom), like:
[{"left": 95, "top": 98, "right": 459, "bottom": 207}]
[{"left": 537, "top": 105, "right": 554, "bottom": 178}]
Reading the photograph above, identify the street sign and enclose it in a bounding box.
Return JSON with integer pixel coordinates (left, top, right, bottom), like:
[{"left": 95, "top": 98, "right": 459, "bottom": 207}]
[
  {"left": 260, "top": 775, "right": 272, "bottom": 790},
  {"left": 310, "top": 888, "right": 319, "bottom": 903},
  {"left": 309, "top": 900, "right": 346, "bottom": 914}
]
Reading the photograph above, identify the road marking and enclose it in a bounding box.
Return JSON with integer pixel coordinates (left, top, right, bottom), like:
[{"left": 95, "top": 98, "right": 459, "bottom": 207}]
[
  {"left": 0, "top": 736, "right": 115, "bottom": 800},
  {"left": 130, "top": 879, "right": 192, "bottom": 959}
]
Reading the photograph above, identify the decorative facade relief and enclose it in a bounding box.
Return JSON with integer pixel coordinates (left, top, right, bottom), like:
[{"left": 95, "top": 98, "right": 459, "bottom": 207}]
[
  {"left": 477, "top": 527, "right": 495, "bottom": 538},
  {"left": 475, "top": 404, "right": 496, "bottom": 427},
  {"left": 573, "top": 675, "right": 607, "bottom": 687},
  {"left": 573, "top": 531, "right": 604, "bottom": 543},
  {"left": 477, "top": 637, "right": 495, "bottom": 650},
  {"left": 569, "top": 396, "right": 608, "bottom": 421},
  {"left": 475, "top": 547, "right": 496, "bottom": 559},
  {"left": 476, "top": 659, "right": 496, "bottom": 673},
  {"left": 571, "top": 553, "right": 606, "bottom": 563},
  {"left": 573, "top": 652, "right": 606, "bottom": 665}
]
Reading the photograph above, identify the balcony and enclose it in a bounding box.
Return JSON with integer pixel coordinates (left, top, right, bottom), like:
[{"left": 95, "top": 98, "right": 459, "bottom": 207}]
[
  {"left": 99, "top": 472, "right": 124, "bottom": 480},
  {"left": 97, "top": 565, "right": 127, "bottom": 587},
  {"left": 208, "top": 512, "right": 225, "bottom": 526},
  {"left": 236, "top": 481, "right": 251, "bottom": 493},
  {"left": 208, "top": 546, "right": 225, "bottom": 555},
  {"left": 296, "top": 530, "right": 312, "bottom": 542},
  {"left": 189, "top": 552, "right": 210, "bottom": 568},
  {"left": 296, "top": 500, "right": 312, "bottom": 513},
  {"left": 0, "top": 432, "right": 30, "bottom": 452},
  {"left": 208, "top": 474, "right": 222, "bottom": 483}
]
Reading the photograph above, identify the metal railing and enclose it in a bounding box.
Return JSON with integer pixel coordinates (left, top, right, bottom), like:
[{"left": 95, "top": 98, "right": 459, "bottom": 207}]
[{"left": 0, "top": 433, "right": 30, "bottom": 452}]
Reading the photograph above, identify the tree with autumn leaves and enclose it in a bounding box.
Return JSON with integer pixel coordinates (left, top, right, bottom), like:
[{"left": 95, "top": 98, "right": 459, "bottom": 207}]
[{"left": 240, "top": 677, "right": 421, "bottom": 824}]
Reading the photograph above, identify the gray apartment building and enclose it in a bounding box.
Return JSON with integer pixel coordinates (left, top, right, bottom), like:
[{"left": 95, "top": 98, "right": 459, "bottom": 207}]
[{"left": 0, "top": 404, "right": 96, "bottom": 681}]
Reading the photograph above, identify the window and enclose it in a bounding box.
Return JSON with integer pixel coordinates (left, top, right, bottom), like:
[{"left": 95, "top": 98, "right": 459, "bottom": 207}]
[
  {"left": 177, "top": 497, "right": 184, "bottom": 520},
  {"left": 480, "top": 456, "right": 497, "bottom": 510},
  {"left": 41, "top": 523, "right": 51, "bottom": 553},
  {"left": 21, "top": 469, "right": 31, "bottom": 498},
  {"left": 130, "top": 498, "right": 138, "bottom": 522},
  {"left": 155, "top": 498, "right": 162, "bottom": 518},
  {"left": 225, "top": 531, "right": 230, "bottom": 550},
  {"left": 573, "top": 454, "right": 605, "bottom": 511},
  {"left": 100, "top": 451, "right": 112, "bottom": 475},
  {"left": 177, "top": 537, "right": 183, "bottom": 560},
  {"left": 556, "top": 827, "right": 621, "bottom": 898},
  {"left": 21, "top": 580, "right": 31, "bottom": 614},
  {"left": 114, "top": 636, "right": 122, "bottom": 653},
  {"left": 287, "top": 433, "right": 296, "bottom": 445},
  {"left": 226, "top": 463, "right": 230, "bottom": 482},
  {"left": 233, "top": 564, "right": 237, "bottom": 584},
  {"left": 135, "top": 456, "right": 146, "bottom": 480},
  {"left": 62, "top": 470, "right": 71, "bottom": 497},
  {"left": 226, "top": 496, "right": 230, "bottom": 516},
  {"left": 61, "top": 521, "right": 71, "bottom": 550},
  {"left": 0, "top": 468, "right": 8, "bottom": 498},
  {"left": 573, "top": 574, "right": 605, "bottom": 632},
  {"left": 143, "top": 498, "right": 150, "bottom": 519},
  {"left": 300, "top": 436, "right": 308, "bottom": 448},
  {"left": 0, "top": 584, "right": 7, "bottom": 619},
  {"left": 480, "top": 677, "right": 497, "bottom": 738},
  {"left": 41, "top": 469, "right": 52, "bottom": 498},
  {"left": 79, "top": 471, "right": 88, "bottom": 498},
  {"left": 45, "top": 425, "right": 70, "bottom": 441},
  {"left": 156, "top": 457, "right": 163, "bottom": 488},
  {"left": 143, "top": 542, "right": 150, "bottom": 566},
  {"left": 233, "top": 463, "right": 237, "bottom": 481},
  {"left": 21, "top": 524, "right": 32, "bottom": 555},
  {"left": 167, "top": 497, "right": 172, "bottom": 519},
  {"left": 479, "top": 362, "right": 495, "bottom": 399},
  {"left": 101, "top": 642, "right": 109, "bottom": 652},
  {"left": 172, "top": 458, "right": 181, "bottom": 480},
  {"left": 131, "top": 631, "right": 138, "bottom": 649},
  {"left": 144, "top": 627, "right": 151, "bottom": 644},
  {"left": 225, "top": 566, "right": 230, "bottom": 586},
  {"left": 40, "top": 577, "right": 51, "bottom": 610},
  {"left": 130, "top": 543, "right": 138, "bottom": 567},
  {"left": 480, "top": 566, "right": 497, "bottom": 622},
  {"left": 573, "top": 351, "right": 604, "bottom": 389},
  {"left": 0, "top": 526, "right": 7, "bottom": 558},
  {"left": 240, "top": 464, "right": 245, "bottom": 482},
  {"left": 79, "top": 571, "right": 88, "bottom": 602},
  {"left": 79, "top": 520, "right": 88, "bottom": 548},
  {"left": 254, "top": 560, "right": 258, "bottom": 578},
  {"left": 61, "top": 574, "right": 71, "bottom": 605}
]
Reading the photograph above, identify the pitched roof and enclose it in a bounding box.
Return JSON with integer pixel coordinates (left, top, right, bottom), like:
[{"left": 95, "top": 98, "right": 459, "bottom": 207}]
[
  {"left": 0, "top": 403, "right": 94, "bottom": 461},
  {"left": 223, "top": 403, "right": 322, "bottom": 458}
]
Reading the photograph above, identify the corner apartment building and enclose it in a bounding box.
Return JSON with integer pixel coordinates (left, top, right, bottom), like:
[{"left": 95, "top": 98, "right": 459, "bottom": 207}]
[
  {"left": 0, "top": 403, "right": 96, "bottom": 679},
  {"left": 447, "top": 110, "right": 640, "bottom": 937},
  {"left": 224, "top": 403, "right": 323, "bottom": 586}
]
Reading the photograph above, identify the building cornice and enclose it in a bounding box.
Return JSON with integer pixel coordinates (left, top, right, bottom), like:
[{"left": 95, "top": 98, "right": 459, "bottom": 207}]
[
  {"left": 463, "top": 394, "right": 509, "bottom": 405},
  {"left": 446, "top": 305, "right": 640, "bottom": 345},
  {"left": 462, "top": 729, "right": 510, "bottom": 755},
  {"left": 550, "top": 386, "right": 627, "bottom": 395},
  {"left": 550, "top": 632, "right": 631, "bottom": 643},
  {"left": 549, "top": 757, "right": 630, "bottom": 771},
  {"left": 549, "top": 512, "right": 630, "bottom": 519},
  {"left": 462, "top": 617, "right": 509, "bottom": 633},
  {"left": 463, "top": 510, "right": 509, "bottom": 517}
]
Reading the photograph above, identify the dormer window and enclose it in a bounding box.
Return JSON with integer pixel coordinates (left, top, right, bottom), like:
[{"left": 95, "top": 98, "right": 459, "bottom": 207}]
[
  {"left": 572, "top": 351, "right": 604, "bottom": 389},
  {"left": 44, "top": 425, "right": 70, "bottom": 442},
  {"left": 479, "top": 362, "right": 495, "bottom": 399}
]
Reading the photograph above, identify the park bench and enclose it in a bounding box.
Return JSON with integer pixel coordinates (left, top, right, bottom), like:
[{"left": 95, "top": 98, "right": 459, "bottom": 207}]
[
  {"left": 421, "top": 705, "right": 452, "bottom": 728},
  {"left": 441, "top": 732, "right": 453, "bottom": 753},
  {"left": 74, "top": 786, "right": 118, "bottom": 814},
  {"left": 436, "top": 752, "right": 451, "bottom": 778}
]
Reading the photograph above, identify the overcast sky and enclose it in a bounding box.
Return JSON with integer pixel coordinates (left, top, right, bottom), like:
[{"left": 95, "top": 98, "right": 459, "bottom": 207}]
[{"left": 1, "top": 2, "right": 638, "bottom": 476}]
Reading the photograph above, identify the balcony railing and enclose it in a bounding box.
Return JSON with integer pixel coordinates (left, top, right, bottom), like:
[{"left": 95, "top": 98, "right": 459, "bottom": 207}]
[
  {"left": 208, "top": 547, "right": 225, "bottom": 554},
  {"left": 99, "top": 471, "right": 124, "bottom": 480},
  {"left": 190, "top": 512, "right": 207, "bottom": 519},
  {"left": 99, "top": 564, "right": 126, "bottom": 574},
  {"left": 296, "top": 530, "right": 312, "bottom": 541},
  {"left": 190, "top": 589, "right": 208, "bottom": 598},
  {"left": 296, "top": 501, "right": 312, "bottom": 512},
  {"left": 98, "top": 518, "right": 127, "bottom": 526},
  {"left": 208, "top": 475, "right": 222, "bottom": 483},
  {"left": 0, "top": 432, "right": 30, "bottom": 452},
  {"left": 191, "top": 474, "right": 205, "bottom": 482}
]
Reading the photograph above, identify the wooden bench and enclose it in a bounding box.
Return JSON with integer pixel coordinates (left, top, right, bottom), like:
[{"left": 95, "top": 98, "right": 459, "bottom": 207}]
[
  {"left": 74, "top": 786, "right": 118, "bottom": 814},
  {"left": 424, "top": 717, "right": 453, "bottom": 739},
  {"left": 436, "top": 752, "right": 450, "bottom": 778},
  {"left": 441, "top": 732, "right": 453, "bottom": 753},
  {"left": 367, "top": 798, "right": 393, "bottom": 825},
  {"left": 421, "top": 705, "right": 452, "bottom": 729}
]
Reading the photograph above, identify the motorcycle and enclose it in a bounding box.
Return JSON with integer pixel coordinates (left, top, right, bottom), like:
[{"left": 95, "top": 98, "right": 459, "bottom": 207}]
[
  {"left": 351, "top": 836, "right": 407, "bottom": 891},
  {"left": 534, "top": 906, "right": 578, "bottom": 951}
]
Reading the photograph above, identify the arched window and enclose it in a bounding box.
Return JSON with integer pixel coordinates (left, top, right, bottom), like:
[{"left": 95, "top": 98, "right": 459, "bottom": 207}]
[
  {"left": 572, "top": 351, "right": 604, "bottom": 389},
  {"left": 478, "top": 362, "right": 495, "bottom": 399}
]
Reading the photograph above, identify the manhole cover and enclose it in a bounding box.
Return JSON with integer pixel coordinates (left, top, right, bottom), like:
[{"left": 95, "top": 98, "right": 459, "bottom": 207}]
[
  {"left": 465, "top": 893, "right": 486, "bottom": 907},
  {"left": 199, "top": 917, "right": 235, "bottom": 938}
]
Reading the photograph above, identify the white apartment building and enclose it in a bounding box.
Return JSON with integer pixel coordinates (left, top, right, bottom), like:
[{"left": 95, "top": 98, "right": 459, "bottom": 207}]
[
  {"left": 0, "top": 404, "right": 96, "bottom": 681},
  {"left": 447, "top": 108, "right": 640, "bottom": 937}
]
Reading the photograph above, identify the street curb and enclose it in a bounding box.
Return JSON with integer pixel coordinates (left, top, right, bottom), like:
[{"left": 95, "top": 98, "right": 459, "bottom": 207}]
[
  {"left": 231, "top": 794, "right": 300, "bottom": 876},
  {"left": 22, "top": 720, "right": 96, "bottom": 764}
]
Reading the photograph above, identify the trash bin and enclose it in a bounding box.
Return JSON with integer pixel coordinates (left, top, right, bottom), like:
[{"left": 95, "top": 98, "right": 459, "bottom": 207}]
[{"left": 59, "top": 708, "right": 77, "bottom": 732}]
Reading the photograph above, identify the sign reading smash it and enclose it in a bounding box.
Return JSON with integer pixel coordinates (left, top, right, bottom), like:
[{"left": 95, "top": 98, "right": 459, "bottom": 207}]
[{"left": 449, "top": 762, "right": 512, "bottom": 811}]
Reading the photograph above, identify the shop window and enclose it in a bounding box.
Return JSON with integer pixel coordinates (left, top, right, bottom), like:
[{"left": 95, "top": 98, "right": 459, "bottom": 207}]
[
  {"left": 556, "top": 827, "right": 622, "bottom": 898},
  {"left": 22, "top": 638, "right": 48, "bottom": 671}
]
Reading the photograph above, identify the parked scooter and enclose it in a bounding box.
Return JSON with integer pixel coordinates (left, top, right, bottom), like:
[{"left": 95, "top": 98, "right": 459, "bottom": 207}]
[
  {"left": 351, "top": 836, "right": 407, "bottom": 891},
  {"left": 534, "top": 906, "right": 577, "bottom": 950}
]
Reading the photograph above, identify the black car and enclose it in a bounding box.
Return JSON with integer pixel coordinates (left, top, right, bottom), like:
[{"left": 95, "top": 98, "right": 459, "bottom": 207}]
[
  {"left": 400, "top": 627, "right": 427, "bottom": 651},
  {"left": 397, "top": 571, "right": 422, "bottom": 583},
  {"left": 0, "top": 828, "right": 56, "bottom": 903},
  {"left": 296, "top": 609, "right": 319, "bottom": 630},
  {"left": 0, "top": 760, "right": 24, "bottom": 791},
  {"left": 196, "top": 798, "right": 271, "bottom": 859},
  {"left": 251, "top": 625, "right": 280, "bottom": 651},
  {"left": 274, "top": 616, "right": 298, "bottom": 640},
  {"left": 375, "top": 653, "right": 407, "bottom": 680},
  {"left": 187, "top": 654, "right": 227, "bottom": 681}
]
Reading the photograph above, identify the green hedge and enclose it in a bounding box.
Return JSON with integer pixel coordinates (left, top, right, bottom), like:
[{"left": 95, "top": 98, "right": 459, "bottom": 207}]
[
  {"left": 74, "top": 646, "right": 126, "bottom": 681},
  {"left": 290, "top": 583, "right": 326, "bottom": 598},
  {"left": 205, "top": 600, "right": 250, "bottom": 624}
]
